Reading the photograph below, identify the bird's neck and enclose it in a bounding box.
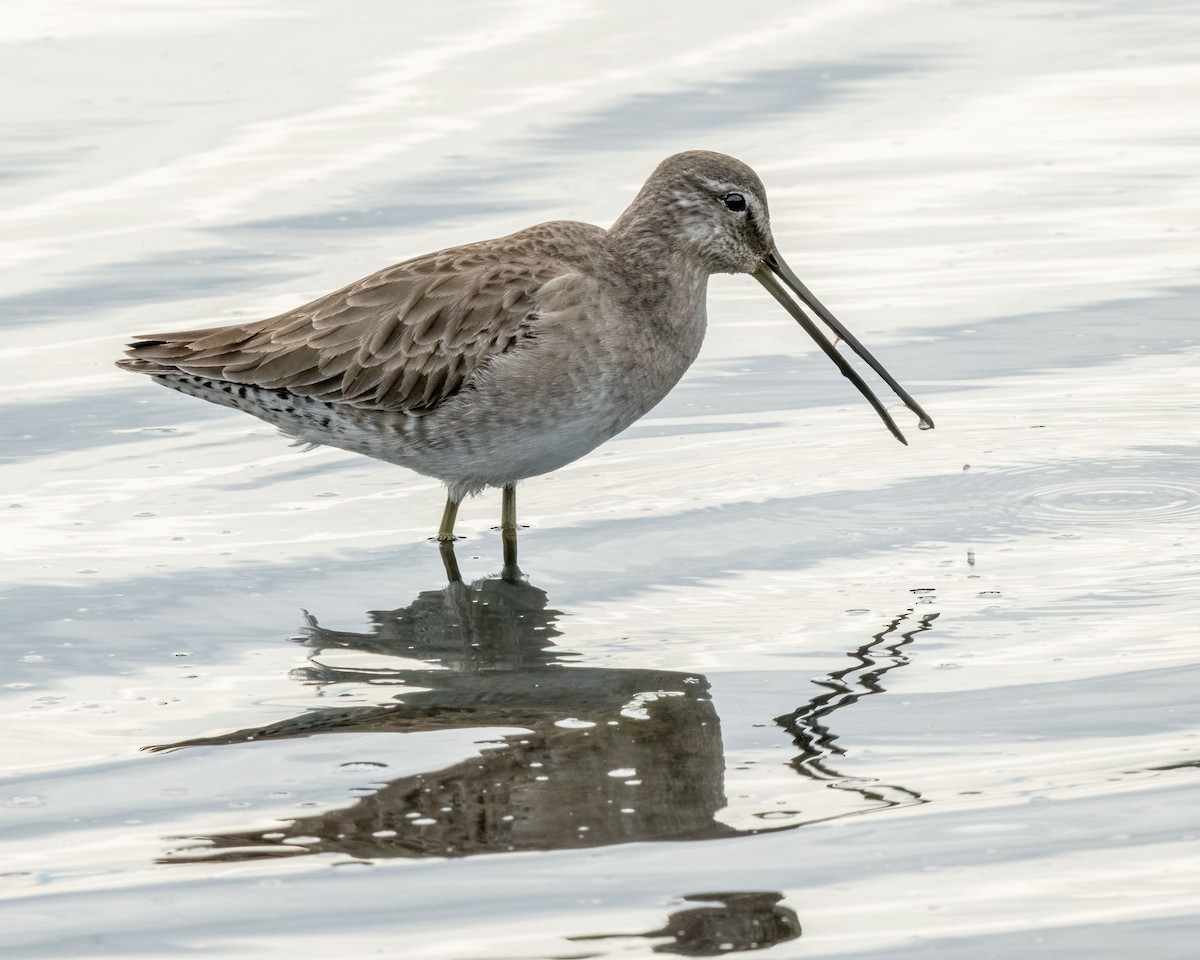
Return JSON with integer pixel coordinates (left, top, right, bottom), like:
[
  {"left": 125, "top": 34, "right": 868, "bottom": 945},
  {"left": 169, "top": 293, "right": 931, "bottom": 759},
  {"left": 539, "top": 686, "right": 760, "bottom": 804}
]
[{"left": 606, "top": 208, "right": 709, "bottom": 306}]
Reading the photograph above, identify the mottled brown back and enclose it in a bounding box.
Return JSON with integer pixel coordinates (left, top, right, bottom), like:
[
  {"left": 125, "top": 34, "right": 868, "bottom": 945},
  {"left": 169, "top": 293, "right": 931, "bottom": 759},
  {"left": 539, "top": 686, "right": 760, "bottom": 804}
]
[{"left": 119, "top": 220, "right": 605, "bottom": 412}]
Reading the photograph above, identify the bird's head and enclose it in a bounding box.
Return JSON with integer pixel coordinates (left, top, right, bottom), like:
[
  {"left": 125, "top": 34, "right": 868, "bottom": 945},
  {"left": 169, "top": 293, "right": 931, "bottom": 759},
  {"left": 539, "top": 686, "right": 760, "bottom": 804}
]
[{"left": 613, "top": 150, "right": 775, "bottom": 275}]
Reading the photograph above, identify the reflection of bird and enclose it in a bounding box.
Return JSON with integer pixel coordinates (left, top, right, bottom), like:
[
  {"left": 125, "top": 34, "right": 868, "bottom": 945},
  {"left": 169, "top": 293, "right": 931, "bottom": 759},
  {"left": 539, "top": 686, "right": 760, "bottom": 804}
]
[
  {"left": 117, "top": 151, "right": 932, "bottom": 562},
  {"left": 572, "top": 891, "right": 801, "bottom": 956},
  {"left": 150, "top": 574, "right": 743, "bottom": 862},
  {"left": 294, "top": 575, "right": 566, "bottom": 671},
  {"left": 147, "top": 580, "right": 934, "bottom": 864}
]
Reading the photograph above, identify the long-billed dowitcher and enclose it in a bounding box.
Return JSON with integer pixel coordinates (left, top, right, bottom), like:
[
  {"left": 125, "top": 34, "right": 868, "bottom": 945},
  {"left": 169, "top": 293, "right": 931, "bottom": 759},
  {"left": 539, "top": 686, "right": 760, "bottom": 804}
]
[{"left": 118, "top": 151, "right": 933, "bottom": 567}]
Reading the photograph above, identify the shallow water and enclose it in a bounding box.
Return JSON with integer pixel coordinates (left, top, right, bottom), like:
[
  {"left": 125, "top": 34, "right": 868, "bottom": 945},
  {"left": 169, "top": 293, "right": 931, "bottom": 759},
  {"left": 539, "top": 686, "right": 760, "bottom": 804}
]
[{"left": 2, "top": 1, "right": 1198, "bottom": 957}]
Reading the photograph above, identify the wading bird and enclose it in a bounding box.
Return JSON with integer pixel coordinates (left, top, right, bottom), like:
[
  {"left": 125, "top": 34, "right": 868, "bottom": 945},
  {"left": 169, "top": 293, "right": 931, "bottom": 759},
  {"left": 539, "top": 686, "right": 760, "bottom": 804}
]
[{"left": 119, "top": 151, "right": 933, "bottom": 573}]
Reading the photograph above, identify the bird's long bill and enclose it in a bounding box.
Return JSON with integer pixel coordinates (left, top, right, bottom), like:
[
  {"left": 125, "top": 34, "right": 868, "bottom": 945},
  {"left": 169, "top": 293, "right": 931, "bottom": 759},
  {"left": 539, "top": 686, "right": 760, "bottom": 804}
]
[{"left": 752, "top": 247, "right": 934, "bottom": 445}]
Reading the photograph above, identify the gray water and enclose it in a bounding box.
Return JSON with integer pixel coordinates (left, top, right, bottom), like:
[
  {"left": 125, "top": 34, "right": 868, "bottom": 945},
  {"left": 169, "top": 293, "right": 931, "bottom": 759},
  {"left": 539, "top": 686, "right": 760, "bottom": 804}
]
[{"left": 2, "top": 1, "right": 1198, "bottom": 957}]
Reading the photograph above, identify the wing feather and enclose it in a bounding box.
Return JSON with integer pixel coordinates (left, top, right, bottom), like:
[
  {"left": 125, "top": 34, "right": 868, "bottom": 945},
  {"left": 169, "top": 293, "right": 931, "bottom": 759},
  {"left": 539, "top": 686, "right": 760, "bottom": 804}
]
[{"left": 119, "top": 221, "right": 604, "bottom": 412}]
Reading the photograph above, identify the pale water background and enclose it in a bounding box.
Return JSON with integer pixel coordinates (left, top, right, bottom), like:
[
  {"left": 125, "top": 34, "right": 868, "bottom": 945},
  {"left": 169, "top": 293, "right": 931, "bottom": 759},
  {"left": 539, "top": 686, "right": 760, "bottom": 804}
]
[{"left": 2, "top": 0, "right": 1198, "bottom": 957}]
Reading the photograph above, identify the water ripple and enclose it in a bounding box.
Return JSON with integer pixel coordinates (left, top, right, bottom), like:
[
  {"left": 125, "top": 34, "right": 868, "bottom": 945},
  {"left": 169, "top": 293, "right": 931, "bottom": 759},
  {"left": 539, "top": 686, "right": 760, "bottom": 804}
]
[
  {"left": 1020, "top": 476, "right": 1200, "bottom": 527},
  {"left": 967, "top": 455, "right": 1200, "bottom": 532}
]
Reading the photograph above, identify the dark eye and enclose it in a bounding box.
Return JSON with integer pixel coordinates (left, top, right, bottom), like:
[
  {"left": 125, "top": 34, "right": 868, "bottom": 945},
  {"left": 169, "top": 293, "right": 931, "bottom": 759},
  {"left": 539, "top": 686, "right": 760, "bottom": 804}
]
[{"left": 721, "top": 192, "right": 747, "bottom": 212}]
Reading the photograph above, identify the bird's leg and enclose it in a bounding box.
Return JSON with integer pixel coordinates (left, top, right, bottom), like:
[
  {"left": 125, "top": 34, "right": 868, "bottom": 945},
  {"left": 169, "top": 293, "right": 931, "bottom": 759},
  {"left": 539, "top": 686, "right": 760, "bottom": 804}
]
[
  {"left": 500, "top": 483, "right": 520, "bottom": 581},
  {"left": 437, "top": 496, "right": 460, "bottom": 542},
  {"left": 436, "top": 495, "right": 464, "bottom": 582}
]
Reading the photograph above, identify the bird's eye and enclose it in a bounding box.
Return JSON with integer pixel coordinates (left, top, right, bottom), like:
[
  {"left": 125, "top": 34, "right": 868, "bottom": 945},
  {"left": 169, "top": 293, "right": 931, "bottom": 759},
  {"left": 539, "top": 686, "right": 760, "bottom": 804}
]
[{"left": 721, "top": 192, "right": 747, "bottom": 212}]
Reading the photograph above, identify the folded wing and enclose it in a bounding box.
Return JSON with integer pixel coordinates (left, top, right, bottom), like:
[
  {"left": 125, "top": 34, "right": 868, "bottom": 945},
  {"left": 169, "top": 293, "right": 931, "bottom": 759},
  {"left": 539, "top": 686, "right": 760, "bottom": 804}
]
[{"left": 119, "top": 226, "right": 594, "bottom": 412}]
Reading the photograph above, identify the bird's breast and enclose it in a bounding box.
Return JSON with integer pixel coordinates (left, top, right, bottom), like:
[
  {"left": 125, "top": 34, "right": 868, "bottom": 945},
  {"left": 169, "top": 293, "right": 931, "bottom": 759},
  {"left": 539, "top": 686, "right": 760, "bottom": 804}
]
[{"left": 395, "top": 271, "right": 709, "bottom": 492}]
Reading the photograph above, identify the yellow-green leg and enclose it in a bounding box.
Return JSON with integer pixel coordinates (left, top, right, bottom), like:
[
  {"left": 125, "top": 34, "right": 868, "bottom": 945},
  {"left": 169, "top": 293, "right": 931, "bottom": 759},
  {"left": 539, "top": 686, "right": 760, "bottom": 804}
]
[
  {"left": 436, "top": 495, "right": 463, "bottom": 583},
  {"left": 501, "top": 483, "right": 520, "bottom": 581},
  {"left": 437, "top": 496, "right": 460, "bottom": 542}
]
